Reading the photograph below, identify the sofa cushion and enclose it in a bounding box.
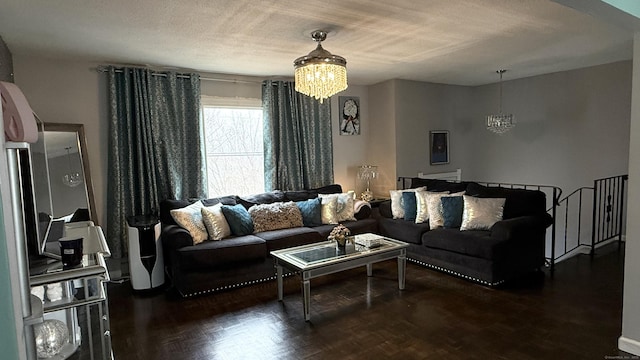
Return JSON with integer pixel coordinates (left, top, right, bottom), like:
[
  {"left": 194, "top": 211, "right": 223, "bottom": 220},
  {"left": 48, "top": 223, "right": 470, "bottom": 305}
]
[
  {"left": 200, "top": 195, "right": 238, "bottom": 207},
  {"left": 460, "top": 195, "right": 505, "bottom": 231},
  {"left": 255, "top": 227, "right": 324, "bottom": 252},
  {"left": 465, "top": 183, "right": 546, "bottom": 219},
  {"left": 402, "top": 191, "right": 418, "bottom": 221},
  {"left": 378, "top": 217, "right": 430, "bottom": 244},
  {"left": 249, "top": 201, "right": 303, "bottom": 233},
  {"left": 201, "top": 203, "right": 232, "bottom": 240},
  {"left": 296, "top": 198, "right": 323, "bottom": 227},
  {"left": 421, "top": 228, "right": 500, "bottom": 260},
  {"left": 441, "top": 196, "right": 464, "bottom": 228},
  {"left": 320, "top": 196, "right": 339, "bottom": 224},
  {"left": 389, "top": 187, "right": 426, "bottom": 219},
  {"left": 314, "top": 184, "right": 343, "bottom": 194},
  {"left": 237, "top": 190, "right": 285, "bottom": 209},
  {"left": 319, "top": 193, "right": 356, "bottom": 222},
  {"left": 170, "top": 201, "right": 208, "bottom": 245},
  {"left": 176, "top": 235, "right": 266, "bottom": 271},
  {"left": 284, "top": 190, "right": 318, "bottom": 202},
  {"left": 221, "top": 204, "right": 254, "bottom": 236}
]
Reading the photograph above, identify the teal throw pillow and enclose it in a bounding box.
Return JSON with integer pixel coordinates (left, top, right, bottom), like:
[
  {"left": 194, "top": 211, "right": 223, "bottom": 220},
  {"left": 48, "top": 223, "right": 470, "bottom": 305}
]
[
  {"left": 402, "top": 192, "right": 418, "bottom": 221},
  {"left": 441, "top": 196, "right": 464, "bottom": 228},
  {"left": 221, "top": 204, "right": 254, "bottom": 236},
  {"left": 296, "top": 198, "right": 322, "bottom": 227}
]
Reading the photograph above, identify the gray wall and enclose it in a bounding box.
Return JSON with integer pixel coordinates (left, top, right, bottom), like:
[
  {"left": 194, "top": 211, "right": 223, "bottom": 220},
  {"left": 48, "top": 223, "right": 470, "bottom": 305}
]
[
  {"left": 0, "top": 36, "right": 13, "bottom": 82},
  {"left": 391, "top": 61, "right": 631, "bottom": 195}
]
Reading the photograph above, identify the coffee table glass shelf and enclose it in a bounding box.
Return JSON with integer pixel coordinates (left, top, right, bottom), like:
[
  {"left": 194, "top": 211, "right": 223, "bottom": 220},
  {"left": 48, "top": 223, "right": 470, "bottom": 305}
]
[{"left": 271, "top": 233, "right": 408, "bottom": 321}]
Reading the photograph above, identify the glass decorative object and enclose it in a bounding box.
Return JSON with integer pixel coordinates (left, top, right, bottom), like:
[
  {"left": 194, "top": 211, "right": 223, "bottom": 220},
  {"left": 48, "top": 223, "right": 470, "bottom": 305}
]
[
  {"left": 294, "top": 30, "right": 348, "bottom": 103},
  {"left": 486, "top": 69, "right": 515, "bottom": 134},
  {"left": 62, "top": 146, "right": 83, "bottom": 187},
  {"left": 34, "top": 319, "right": 69, "bottom": 358},
  {"left": 357, "top": 165, "right": 378, "bottom": 202}
]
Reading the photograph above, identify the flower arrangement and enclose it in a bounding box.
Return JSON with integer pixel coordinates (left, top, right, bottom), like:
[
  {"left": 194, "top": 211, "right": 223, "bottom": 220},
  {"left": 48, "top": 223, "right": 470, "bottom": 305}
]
[{"left": 328, "top": 224, "right": 351, "bottom": 247}]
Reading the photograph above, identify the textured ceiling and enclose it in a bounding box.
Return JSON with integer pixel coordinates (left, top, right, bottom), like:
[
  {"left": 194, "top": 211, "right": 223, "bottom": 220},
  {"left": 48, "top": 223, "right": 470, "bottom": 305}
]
[{"left": 0, "top": 0, "right": 634, "bottom": 86}]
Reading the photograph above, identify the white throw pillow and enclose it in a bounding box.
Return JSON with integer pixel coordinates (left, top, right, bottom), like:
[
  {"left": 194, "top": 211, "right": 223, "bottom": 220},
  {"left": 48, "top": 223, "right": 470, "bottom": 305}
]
[
  {"left": 319, "top": 193, "right": 356, "bottom": 222},
  {"left": 460, "top": 195, "right": 506, "bottom": 231},
  {"left": 389, "top": 187, "right": 426, "bottom": 219},
  {"left": 414, "top": 190, "right": 449, "bottom": 224},
  {"left": 201, "top": 203, "right": 232, "bottom": 240},
  {"left": 425, "top": 191, "right": 466, "bottom": 228},
  {"left": 170, "top": 201, "right": 208, "bottom": 245},
  {"left": 320, "top": 196, "right": 339, "bottom": 224}
]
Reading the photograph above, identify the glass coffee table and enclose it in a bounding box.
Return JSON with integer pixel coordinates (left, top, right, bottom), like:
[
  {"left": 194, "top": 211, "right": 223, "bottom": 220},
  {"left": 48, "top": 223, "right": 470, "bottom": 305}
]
[{"left": 270, "top": 233, "right": 408, "bottom": 321}]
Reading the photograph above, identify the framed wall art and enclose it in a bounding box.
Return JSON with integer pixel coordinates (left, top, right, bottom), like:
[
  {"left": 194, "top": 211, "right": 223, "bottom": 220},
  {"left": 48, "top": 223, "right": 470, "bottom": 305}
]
[
  {"left": 339, "top": 96, "right": 360, "bottom": 136},
  {"left": 430, "top": 130, "right": 449, "bottom": 165}
]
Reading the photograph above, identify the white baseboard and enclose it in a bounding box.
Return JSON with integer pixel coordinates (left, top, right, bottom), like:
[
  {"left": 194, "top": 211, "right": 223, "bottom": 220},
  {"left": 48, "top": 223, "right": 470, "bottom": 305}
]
[{"left": 619, "top": 335, "right": 640, "bottom": 355}]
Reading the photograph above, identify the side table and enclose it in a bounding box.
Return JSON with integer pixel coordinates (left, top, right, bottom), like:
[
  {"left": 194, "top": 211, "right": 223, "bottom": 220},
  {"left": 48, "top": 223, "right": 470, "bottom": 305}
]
[{"left": 127, "top": 215, "right": 164, "bottom": 290}]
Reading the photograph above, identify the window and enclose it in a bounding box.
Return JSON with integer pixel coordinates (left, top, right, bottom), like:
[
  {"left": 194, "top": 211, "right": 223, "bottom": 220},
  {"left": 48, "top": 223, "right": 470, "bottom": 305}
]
[{"left": 202, "top": 102, "right": 264, "bottom": 197}]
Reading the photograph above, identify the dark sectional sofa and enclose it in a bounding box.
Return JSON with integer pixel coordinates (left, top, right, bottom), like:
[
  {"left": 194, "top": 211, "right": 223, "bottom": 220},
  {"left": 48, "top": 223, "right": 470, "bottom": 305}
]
[
  {"left": 160, "top": 185, "right": 377, "bottom": 297},
  {"left": 377, "top": 178, "right": 553, "bottom": 285}
]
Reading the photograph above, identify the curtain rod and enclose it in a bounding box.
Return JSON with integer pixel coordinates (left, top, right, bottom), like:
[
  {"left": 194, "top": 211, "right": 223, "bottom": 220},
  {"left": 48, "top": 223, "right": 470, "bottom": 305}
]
[{"left": 95, "top": 65, "right": 262, "bottom": 84}]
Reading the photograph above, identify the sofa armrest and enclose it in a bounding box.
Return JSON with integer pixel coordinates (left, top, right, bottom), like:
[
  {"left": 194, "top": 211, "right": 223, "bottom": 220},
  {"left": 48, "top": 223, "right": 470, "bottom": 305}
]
[
  {"left": 490, "top": 214, "right": 552, "bottom": 242},
  {"left": 161, "top": 225, "right": 194, "bottom": 253}
]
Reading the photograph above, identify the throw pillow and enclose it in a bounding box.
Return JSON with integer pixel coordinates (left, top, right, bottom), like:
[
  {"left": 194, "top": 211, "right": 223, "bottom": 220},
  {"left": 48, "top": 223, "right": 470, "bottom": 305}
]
[
  {"left": 319, "top": 193, "right": 356, "bottom": 222},
  {"left": 170, "top": 201, "right": 208, "bottom": 245},
  {"left": 426, "top": 191, "right": 466, "bottom": 229},
  {"left": 441, "top": 196, "right": 464, "bottom": 228},
  {"left": 320, "top": 196, "right": 339, "bottom": 224},
  {"left": 460, "top": 195, "right": 506, "bottom": 231},
  {"left": 389, "top": 187, "right": 426, "bottom": 219},
  {"left": 221, "top": 204, "right": 254, "bottom": 236},
  {"left": 249, "top": 202, "right": 303, "bottom": 233},
  {"left": 201, "top": 203, "right": 232, "bottom": 240},
  {"left": 402, "top": 192, "right": 418, "bottom": 221},
  {"left": 296, "top": 198, "right": 323, "bottom": 227},
  {"left": 414, "top": 190, "right": 449, "bottom": 224}
]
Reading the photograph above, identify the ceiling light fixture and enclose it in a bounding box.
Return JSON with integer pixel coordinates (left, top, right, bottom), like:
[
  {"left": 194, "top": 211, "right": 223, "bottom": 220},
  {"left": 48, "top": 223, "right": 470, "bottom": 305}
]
[
  {"left": 294, "top": 30, "right": 347, "bottom": 103},
  {"left": 62, "top": 146, "right": 83, "bottom": 188},
  {"left": 486, "top": 69, "right": 515, "bottom": 134}
]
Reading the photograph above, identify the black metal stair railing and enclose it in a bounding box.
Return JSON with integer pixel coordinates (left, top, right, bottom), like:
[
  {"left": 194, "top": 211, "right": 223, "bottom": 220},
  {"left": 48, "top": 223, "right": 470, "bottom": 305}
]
[{"left": 550, "top": 175, "right": 627, "bottom": 265}]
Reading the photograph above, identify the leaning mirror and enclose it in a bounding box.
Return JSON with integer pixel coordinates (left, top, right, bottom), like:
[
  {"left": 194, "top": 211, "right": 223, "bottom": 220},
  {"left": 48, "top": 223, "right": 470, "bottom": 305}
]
[
  {"left": 32, "top": 119, "right": 98, "bottom": 258},
  {"left": 40, "top": 122, "right": 97, "bottom": 222}
]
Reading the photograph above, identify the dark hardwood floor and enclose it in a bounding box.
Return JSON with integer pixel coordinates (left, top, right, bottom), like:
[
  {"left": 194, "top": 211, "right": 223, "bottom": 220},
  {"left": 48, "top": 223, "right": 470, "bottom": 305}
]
[{"left": 108, "top": 243, "right": 628, "bottom": 359}]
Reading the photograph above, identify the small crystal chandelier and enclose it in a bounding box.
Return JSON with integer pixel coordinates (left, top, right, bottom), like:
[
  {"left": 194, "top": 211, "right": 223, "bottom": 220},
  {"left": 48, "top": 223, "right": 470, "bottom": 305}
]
[
  {"left": 486, "top": 69, "right": 515, "bottom": 134},
  {"left": 62, "top": 146, "right": 83, "bottom": 188},
  {"left": 294, "top": 30, "right": 348, "bottom": 103}
]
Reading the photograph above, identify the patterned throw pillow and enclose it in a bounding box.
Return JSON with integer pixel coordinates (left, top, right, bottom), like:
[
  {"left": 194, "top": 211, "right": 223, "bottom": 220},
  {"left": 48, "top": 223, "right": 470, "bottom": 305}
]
[
  {"left": 441, "top": 196, "right": 464, "bottom": 228},
  {"left": 389, "top": 187, "right": 426, "bottom": 219},
  {"left": 221, "top": 204, "right": 254, "bottom": 236},
  {"left": 249, "top": 202, "right": 304, "bottom": 233},
  {"left": 296, "top": 198, "right": 323, "bottom": 227},
  {"left": 414, "top": 190, "right": 448, "bottom": 224},
  {"left": 201, "top": 203, "right": 232, "bottom": 240},
  {"left": 426, "top": 191, "right": 466, "bottom": 228},
  {"left": 460, "top": 195, "right": 506, "bottom": 231},
  {"left": 170, "top": 201, "right": 208, "bottom": 245},
  {"left": 319, "top": 193, "right": 356, "bottom": 222},
  {"left": 320, "top": 196, "right": 339, "bottom": 224}
]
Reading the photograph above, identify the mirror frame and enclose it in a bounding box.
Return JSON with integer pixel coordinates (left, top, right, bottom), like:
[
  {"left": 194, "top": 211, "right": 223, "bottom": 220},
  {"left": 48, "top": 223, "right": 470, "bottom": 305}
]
[{"left": 41, "top": 122, "right": 98, "bottom": 226}]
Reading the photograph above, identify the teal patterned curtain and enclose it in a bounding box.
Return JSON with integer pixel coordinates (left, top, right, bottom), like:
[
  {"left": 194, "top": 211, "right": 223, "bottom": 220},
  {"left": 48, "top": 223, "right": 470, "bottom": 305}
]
[
  {"left": 106, "top": 66, "right": 205, "bottom": 258},
  {"left": 262, "top": 80, "right": 333, "bottom": 191}
]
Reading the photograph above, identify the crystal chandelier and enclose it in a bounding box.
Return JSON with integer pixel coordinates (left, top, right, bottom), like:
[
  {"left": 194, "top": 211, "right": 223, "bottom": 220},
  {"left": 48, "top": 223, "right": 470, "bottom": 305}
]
[
  {"left": 486, "top": 69, "right": 515, "bottom": 134},
  {"left": 294, "top": 30, "right": 347, "bottom": 103},
  {"left": 62, "top": 146, "right": 83, "bottom": 188}
]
